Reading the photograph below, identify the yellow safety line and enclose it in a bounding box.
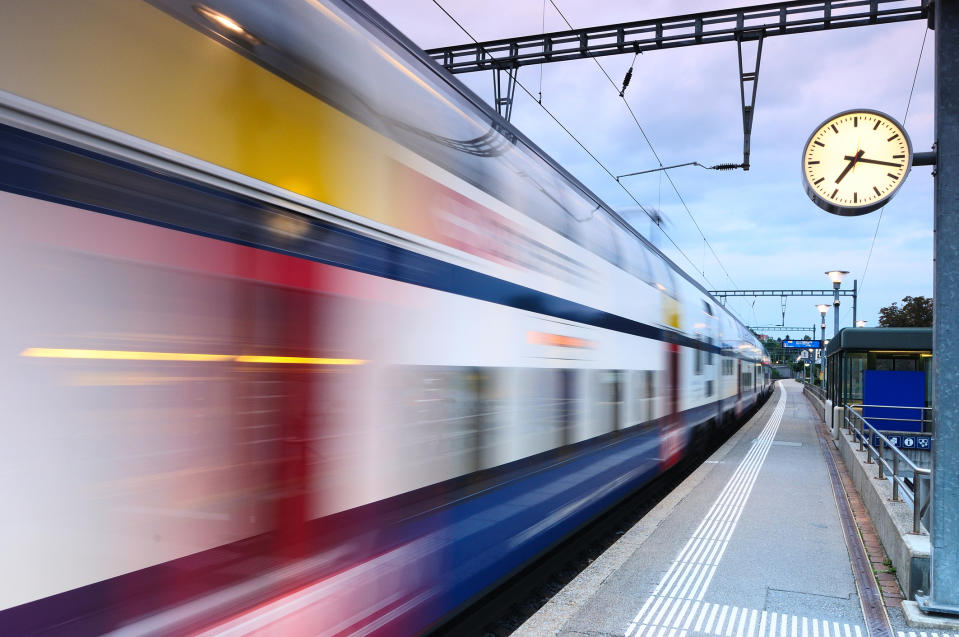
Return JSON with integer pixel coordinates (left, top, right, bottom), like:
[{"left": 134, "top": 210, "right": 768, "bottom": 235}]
[{"left": 21, "top": 348, "right": 364, "bottom": 365}]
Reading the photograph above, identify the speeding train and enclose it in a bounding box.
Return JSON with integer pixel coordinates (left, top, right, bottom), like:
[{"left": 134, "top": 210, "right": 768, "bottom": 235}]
[{"left": 0, "top": 0, "right": 772, "bottom": 634}]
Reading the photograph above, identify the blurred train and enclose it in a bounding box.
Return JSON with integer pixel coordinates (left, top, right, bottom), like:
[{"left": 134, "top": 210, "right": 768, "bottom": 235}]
[{"left": 0, "top": 0, "right": 771, "bottom": 634}]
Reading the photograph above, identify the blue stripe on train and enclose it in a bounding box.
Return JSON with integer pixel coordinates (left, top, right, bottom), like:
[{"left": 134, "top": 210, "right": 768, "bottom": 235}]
[{"left": 0, "top": 123, "right": 754, "bottom": 359}]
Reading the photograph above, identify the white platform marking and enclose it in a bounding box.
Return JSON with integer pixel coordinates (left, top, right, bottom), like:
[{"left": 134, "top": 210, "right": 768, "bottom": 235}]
[{"left": 625, "top": 388, "right": 787, "bottom": 636}]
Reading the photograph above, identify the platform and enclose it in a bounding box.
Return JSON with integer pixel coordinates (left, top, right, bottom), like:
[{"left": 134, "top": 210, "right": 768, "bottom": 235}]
[{"left": 515, "top": 380, "right": 958, "bottom": 637}]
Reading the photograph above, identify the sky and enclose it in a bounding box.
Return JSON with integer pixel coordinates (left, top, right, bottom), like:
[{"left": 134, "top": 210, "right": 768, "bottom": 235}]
[{"left": 364, "top": 0, "right": 935, "bottom": 337}]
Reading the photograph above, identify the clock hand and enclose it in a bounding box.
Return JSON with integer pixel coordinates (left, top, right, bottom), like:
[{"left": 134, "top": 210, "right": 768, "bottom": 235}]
[
  {"left": 835, "top": 149, "right": 864, "bottom": 184},
  {"left": 843, "top": 155, "right": 903, "bottom": 168}
]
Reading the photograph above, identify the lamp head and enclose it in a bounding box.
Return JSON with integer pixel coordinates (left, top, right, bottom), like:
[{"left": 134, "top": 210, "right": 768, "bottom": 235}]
[
  {"left": 825, "top": 270, "right": 849, "bottom": 285},
  {"left": 816, "top": 303, "right": 830, "bottom": 315},
  {"left": 856, "top": 320, "right": 867, "bottom": 327}
]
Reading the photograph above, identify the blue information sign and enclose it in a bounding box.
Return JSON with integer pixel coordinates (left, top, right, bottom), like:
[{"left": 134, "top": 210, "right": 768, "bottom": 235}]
[
  {"left": 782, "top": 340, "right": 822, "bottom": 349},
  {"left": 870, "top": 433, "right": 931, "bottom": 450}
]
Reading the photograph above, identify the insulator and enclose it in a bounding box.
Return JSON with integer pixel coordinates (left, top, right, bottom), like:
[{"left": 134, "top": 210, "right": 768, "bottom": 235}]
[
  {"left": 709, "top": 163, "right": 742, "bottom": 171},
  {"left": 618, "top": 66, "right": 634, "bottom": 97}
]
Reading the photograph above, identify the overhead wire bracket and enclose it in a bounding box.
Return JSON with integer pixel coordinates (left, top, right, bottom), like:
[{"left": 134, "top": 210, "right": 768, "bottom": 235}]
[
  {"left": 493, "top": 66, "right": 519, "bottom": 121},
  {"left": 736, "top": 33, "right": 763, "bottom": 171}
]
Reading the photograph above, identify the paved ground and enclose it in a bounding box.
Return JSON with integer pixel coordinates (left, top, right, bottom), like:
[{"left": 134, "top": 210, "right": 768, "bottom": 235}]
[{"left": 515, "top": 380, "right": 957, "bottom": 637}]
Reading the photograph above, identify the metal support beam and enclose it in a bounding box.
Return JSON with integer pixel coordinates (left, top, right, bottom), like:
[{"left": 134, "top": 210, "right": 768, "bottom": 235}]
[
  {"left": 492, "top": 67, "right": 518, "bottom": 121},
  {"left": 737, "top": 36, "right": 763, "bottom": 170},
  {"left": 426, "top": 1, "right": 925, "bottom": 74},
  {"left": 852, "top": 279, "right": 858, "bottom": 326},
  {"left": 832, "top": 281, "right": 841, "bottom": 337},
  {"left": 917, "top": 0, "right": 959, "bottom": 617}
]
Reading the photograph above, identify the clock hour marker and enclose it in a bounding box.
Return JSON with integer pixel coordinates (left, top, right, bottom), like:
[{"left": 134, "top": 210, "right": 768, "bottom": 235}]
[
  {"left": 873, "top": 121, "right": 881, "bottom": 130},
  {"left": 854, "top": 116, "right": 858, "bottom": 127},
  {"left": 874, "top": 186, "right": 881, "bottom": 196},
  {"left": 814, "top": 141, "right": 825, "bottom": 147},
  {"left": 831, "top": 124, "right": 839, "bottom": 134},
  {"left": 893, "top": 154, "right": 905, "bottom": 158},
  {"left": 808, "top": 160, "right": 820, "bottom": 165},
  {"left": 854, "top": 192, "right": 858, "bottom": 203},
  {"left": 887, "top": 173, "right": 899, "bottom": 180},
  {"left": 887, "top": 133, "right": 900, "bottom": 142},
  {"left": 814, "top": 177, "right": 825, "bottom": 185},
  {"left": 831, "top": 188, "right": 839, "bottom": 198}
]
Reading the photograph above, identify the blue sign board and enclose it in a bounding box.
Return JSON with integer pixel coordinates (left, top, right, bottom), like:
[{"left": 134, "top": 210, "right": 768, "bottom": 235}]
[
  {"left": 863, "top": 370, "right": 926, "bottom": 433},
  {"left": 782, "top": 340, "right": 822, "bottom": 349}
]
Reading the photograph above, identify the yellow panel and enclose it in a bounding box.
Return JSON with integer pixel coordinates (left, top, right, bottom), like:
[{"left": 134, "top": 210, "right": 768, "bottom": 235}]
[{"left": 0, "top": 0, "right": 399, "bottom": 227}]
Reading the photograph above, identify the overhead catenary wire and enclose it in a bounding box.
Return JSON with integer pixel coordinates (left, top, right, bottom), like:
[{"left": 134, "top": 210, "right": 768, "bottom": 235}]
[
  {"left": 547, "top": 0, "right": 740, "bottom": 293},
  {"left": 538, "top": 0, "right": 545, "bottom": 103},
  {"left": 428, "top": 0, "right": 717, "bottom": 287}
]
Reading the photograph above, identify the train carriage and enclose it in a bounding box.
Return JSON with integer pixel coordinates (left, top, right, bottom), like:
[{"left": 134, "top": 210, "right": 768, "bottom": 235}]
[{"left": 0, "top": 0, "right": 771, "bottom": 634}]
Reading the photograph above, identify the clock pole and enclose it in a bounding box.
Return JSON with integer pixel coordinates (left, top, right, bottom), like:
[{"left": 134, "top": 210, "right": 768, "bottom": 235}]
[{"left": 919, "top": 0, "right": 959, "bottom": 617}]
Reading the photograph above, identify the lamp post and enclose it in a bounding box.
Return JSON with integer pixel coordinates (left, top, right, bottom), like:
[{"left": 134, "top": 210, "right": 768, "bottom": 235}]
[
  {"left": 817, "top": 304, "right": 829, "bottom": 390},
  {"left": 825, "top": 270, "right": 849, "bottom": 337}
]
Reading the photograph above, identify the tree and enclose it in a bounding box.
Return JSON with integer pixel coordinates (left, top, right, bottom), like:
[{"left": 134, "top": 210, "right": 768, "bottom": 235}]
[{"left": 878, "top": 295, "right": 933, "bottom": 327}]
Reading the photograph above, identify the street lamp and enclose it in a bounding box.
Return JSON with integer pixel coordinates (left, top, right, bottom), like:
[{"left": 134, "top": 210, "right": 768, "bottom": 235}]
[
  {"left": 825, "top": 270, "right": 849, "bottom": 337},
  {"left": 856, "top": 320, "right": 867, "bottom": 328},
  {"left": 817, "top": 303, "right": 829, "bottom": 390}
]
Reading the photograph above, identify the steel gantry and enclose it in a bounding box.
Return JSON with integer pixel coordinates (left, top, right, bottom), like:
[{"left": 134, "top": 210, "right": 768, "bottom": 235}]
[
  {"left": 426, "top": 0, "right": 926, "bottom": 167},
  {"left": 708, "top": 285, "right": 858, "bottom": 330},
  {"left": 747, "top": 325, "right": 818, "bottom": 333}
]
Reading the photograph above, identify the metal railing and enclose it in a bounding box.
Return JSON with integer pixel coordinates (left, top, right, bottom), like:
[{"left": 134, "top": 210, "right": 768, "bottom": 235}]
[
  {"left": 802, "top": 381, "right": 825, "bottom": 403},
  {"left": 844, "top": 404, "right": 931, "bottom": 534},
  {"left": 852, "top": 403, "right": 932, "bottom": 433}
]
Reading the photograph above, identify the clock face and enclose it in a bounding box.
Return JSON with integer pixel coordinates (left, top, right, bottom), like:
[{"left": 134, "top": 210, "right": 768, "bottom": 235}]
[{"left": 802, "top": 109, "right": 912, "bottom": 216}]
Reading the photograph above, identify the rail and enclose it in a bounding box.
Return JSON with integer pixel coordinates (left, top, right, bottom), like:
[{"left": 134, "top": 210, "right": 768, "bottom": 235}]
[{"left": 843, "top": 404, "right": 931, "bottom": 534}]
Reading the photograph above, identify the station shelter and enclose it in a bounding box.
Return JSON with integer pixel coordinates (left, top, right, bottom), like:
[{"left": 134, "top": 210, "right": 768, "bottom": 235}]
[{"left": 825, "top": 327, "right": 932, "bottom": 434}]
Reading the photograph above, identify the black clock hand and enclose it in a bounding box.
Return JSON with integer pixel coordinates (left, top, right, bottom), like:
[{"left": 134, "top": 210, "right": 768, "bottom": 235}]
[
  {"left": 843, "top": 155, "right": 903, "bottom": 168},
  {"left": 835, "top": 150, "right": 864, "bottom": 184}
]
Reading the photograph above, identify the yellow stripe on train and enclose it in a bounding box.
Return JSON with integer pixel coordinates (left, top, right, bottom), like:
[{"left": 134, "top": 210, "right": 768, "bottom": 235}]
[{"left": 0, "top": 0, "right": 410, "bottom": 230}]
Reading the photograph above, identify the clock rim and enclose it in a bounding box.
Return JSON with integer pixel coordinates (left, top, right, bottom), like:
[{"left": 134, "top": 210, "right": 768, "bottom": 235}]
[{"left": 801, "top": 108, "right": 913, "bottom": 217}]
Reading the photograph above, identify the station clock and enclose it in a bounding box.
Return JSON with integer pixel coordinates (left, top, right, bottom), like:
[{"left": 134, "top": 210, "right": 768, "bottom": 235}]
[{"left": 802, "top": 109, "right": 912, "bottom": 216}]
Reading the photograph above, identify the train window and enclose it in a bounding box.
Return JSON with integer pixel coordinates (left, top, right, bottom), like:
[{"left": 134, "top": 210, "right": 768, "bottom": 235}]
[
  {"left": 386, "top": 366, "right": 487, "bottom": 488},
  {"left": 646, "top": 253, "right": 670, "bottom": 295},
  {"left": 646, "top": 371, "right": 656, "bottom": 421},
  {"left": 706, "top": 379, "right": 714, "bottom": 397},
  {"left": 694, "top": 344, "right": 703, "bottom": 375},
  {"left": 559, "top": 369, "right": 582, "bottom": 446},
  {"left": 583, "top": 215, "right": 620, "bottom": 266},
  {"left": 630, "top": 370, "right": 655, "bottom": 427},
  {"left": 622, "top": 236, "right": 652, "bottom": 282},
  {"left": 706, "top": 336, "right": 714, "bottom": 365},
  {"left": 516, "top": 368, "right": 565, "bottom": 456},
  {"left": 595, "top": 370, "right": 622, "bottom": 432}
]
